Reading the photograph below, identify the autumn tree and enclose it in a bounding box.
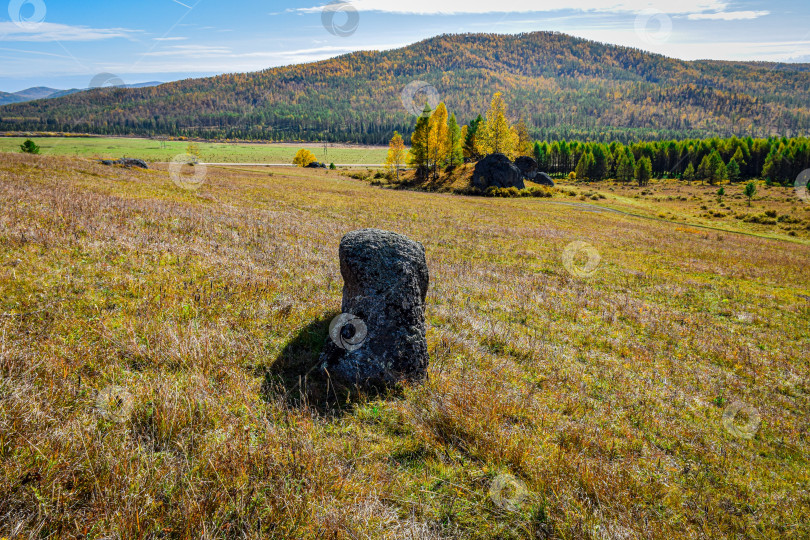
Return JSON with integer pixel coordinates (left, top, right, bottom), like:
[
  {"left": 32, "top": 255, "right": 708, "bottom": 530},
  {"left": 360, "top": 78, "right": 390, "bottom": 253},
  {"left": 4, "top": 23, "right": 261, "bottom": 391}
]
[
  {"left": 427, "top": 102, "right": 449, "bottom": 178},
  {"left": 293, "top": 148, "right": 317, "bottom": 167},
  {"left": 476, "top": 92, "right": 517, "bottom": 158},
  {"left": 384, "top": 131, "right": 406, "bottom": 182},
  {"left": 186, "top": 142, "right": 201, "bottom": 159},
  {"left": 515, "top": 120, "right": 533, "bottom": 157}
]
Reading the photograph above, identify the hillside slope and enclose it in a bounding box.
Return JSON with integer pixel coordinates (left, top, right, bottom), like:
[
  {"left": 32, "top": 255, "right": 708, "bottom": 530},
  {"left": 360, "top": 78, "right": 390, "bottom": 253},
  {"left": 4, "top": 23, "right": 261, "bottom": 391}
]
[{"left": 1, "top": 32, "right": 809, "bottom": 143}]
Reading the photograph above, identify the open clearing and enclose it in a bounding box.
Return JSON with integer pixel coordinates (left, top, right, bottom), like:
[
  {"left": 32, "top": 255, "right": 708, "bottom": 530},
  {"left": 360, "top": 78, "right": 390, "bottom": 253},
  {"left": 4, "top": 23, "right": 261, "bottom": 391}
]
[
  {"left": 0, "top": 153, "right": 808, "bottom": 538},
  {"left": 0, "top": 136, "right": 388, "bottom": 165}
]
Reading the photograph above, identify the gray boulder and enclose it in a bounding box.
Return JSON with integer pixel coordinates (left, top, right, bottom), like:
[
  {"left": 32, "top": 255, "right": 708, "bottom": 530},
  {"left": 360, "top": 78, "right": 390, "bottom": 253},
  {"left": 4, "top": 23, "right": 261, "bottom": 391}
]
[
  {"left": 99, "top": 158, "right": 149, "bottom": 169},
  {"left": 319, "top": 229, "right": 429, "bottom": 388},
  {"left": 472, "top": 153, "right": 524, "bottom": 190},
  {"left": 534, "top": 172, "right": 555, "bottom": 187},
  {"left": 118, "top": 158, "right": 148, "bottom": 169},
  {"left": 515, "top": 156, "right": 538, "bottom": 180}
]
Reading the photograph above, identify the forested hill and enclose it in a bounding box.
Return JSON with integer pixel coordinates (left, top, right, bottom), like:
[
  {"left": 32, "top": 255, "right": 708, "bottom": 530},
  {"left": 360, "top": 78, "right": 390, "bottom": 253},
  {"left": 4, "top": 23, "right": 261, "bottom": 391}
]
[{"left": 2, "top": 32, "right": 809, "bottom": 144}]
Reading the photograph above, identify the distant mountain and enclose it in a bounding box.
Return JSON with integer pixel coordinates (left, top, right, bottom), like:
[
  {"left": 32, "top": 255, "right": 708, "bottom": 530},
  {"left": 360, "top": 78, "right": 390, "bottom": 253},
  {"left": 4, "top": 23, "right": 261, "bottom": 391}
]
[
  {"left": 1, "top": 32, "right": 809, "bottom": 143},
  {"left": 0, "top": 82, "right": 163, "bottom": 105},
  {"left": 0, "top": 92, "right": 24, "bottom": 106},
  {"left": 0, "top": 87, "right": 64, "bottom": 106},
  {"left": 12, "top": 87, "right": 63, "bottom": 100}
]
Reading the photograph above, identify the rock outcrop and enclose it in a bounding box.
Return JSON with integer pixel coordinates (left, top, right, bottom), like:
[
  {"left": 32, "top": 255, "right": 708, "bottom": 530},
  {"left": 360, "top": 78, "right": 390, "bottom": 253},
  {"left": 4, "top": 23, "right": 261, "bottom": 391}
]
[
  {"left": 472, "top": 153, "right": 525, "bottom": 190},
  {"left": 515, "top": 156, "right": 538, "bottom": 180},
  {"left": 534, "top": 172, "right": 555, "bottom": 186},
  {"left": 100, "top": 158, "right": 149, "bottom": 169}
]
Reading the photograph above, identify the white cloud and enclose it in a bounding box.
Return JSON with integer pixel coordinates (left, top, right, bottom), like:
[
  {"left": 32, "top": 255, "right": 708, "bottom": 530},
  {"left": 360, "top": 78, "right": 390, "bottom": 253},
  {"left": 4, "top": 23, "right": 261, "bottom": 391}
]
[
  {"left": 300, "top": 0, "right": 729, "bottom": 15},
  {"left": 154, "top": 37, "right": 188, "bottom": 41},
  {"left": 0, "top": 22, "right": 137, "bottom": 42},
  {"left": 104, "top": 43, "right": 402, "bottom": 74},
  {"left": 566, "top": 24, "right": 810, "bottom": 62},
  {"left": 143, "top": 45, "right": 233, "bottom": 57},
  {"left": 687, "top": 10, "right": 769, "bottom": 20}
]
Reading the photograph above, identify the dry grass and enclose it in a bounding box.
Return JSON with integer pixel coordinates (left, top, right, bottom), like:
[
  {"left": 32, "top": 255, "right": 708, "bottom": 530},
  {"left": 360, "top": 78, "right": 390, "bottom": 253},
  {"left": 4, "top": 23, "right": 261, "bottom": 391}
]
[
  {"left": 0, "top": 153, "right": 808, "bottom": 539},
  {"left": 558, "top": 178, "right": 810, "bottom": 241}
]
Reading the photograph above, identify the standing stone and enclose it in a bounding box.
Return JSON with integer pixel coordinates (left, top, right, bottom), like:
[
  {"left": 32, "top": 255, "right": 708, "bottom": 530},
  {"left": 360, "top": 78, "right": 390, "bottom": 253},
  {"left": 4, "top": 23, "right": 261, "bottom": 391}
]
[{"left": 319, "top": 229, "right": 429, "bottom": 387}]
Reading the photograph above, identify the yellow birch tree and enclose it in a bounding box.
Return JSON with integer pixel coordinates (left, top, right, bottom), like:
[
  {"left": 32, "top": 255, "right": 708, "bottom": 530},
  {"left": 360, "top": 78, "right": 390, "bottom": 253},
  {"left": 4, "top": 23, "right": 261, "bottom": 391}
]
[
  {"left": 475, "top": 92, "right": 518, "bottom": 159},
  {"left": 384, "top": 131, "right": 406, "bottom": 182}
]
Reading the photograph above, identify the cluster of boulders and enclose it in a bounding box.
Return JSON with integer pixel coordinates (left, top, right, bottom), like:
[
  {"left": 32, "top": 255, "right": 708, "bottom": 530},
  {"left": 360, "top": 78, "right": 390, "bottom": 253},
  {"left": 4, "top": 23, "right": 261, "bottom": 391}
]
[
  {"left": 99, "top": 158, "right": 149, "bottom": 169},
  {"left": 472, "top": 153, "right": 554, "bottom": 191}
]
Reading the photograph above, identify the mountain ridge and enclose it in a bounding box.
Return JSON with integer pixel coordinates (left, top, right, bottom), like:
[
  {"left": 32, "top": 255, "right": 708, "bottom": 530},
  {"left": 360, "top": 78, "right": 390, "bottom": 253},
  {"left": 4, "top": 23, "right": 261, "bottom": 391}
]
[
  {"left": 0, "top": 82, "right": 163, "bottom": 106},
  {"left": 1, "top": 32, "right": 808, "bottom": 143}
]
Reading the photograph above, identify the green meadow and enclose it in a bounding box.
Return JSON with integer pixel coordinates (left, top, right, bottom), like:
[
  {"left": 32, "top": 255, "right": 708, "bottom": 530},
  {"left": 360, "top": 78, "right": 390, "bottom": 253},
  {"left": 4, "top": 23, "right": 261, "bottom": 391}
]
[{"left": 0, "top": 136, "right": 388, "bottom": 165}]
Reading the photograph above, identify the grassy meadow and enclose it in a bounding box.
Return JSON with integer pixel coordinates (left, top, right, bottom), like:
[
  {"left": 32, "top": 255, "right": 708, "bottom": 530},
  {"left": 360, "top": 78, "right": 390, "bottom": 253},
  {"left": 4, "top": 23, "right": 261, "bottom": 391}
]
[
  {"left": 0, "top": 136, "right": 388, "bottom": 165},
  {"left": 0, "top": 152, "right": 808, "bottom": 538}
]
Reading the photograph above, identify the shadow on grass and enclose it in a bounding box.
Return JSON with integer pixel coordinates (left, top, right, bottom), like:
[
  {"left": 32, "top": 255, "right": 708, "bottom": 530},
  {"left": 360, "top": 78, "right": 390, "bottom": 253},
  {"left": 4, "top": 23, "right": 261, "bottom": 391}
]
[
  {"left": 263, "top": 312, "right": 408, "bottom": 415},
  {"left": 262, "top": 312, "right": 359, "bottom": 415}
]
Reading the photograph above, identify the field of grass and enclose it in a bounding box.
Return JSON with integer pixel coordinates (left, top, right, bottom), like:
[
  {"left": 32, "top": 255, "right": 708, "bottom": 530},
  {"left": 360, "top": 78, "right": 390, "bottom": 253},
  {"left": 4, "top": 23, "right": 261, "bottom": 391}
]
[
  {"left": 1, "top": 153, "right": 808, "bottom": 538},
  {"left": 559, "top": 180, "right": 810, "bottom": 241},
  {"left": 0, "top": 135, "right": 388, "bottom": 164},
  {"left": 373, "top": 164, "right": 810, "bottom": 243}
]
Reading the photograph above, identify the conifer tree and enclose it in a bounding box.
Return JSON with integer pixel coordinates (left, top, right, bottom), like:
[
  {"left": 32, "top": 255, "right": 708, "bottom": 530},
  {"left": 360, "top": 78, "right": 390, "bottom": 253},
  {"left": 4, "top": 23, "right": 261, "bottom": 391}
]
[
  {"left": 698, "top": 154, "right": 711, "bottom": 181},
  {"left": 707, "top": 150, "right": 726, "bottom": 185},
  {"left": 408, "top": 104, "right": 432, "bottom": 178},
  {"left": 533, "top": 141, "right": 549, "bottom": 171},
  {"left": 744, "top": 181, "right": 756, "bottom": 206},
  {"left": 683, "top": 162, "right": 696, "bottom": 183},
  {"left": 575, "top": 152, "right": 594, "bottom": 180},
  {"left": 19, "top": 139, "right": 40, "bottom": 154},
  {"left": 635, "top": 156, "right": 652, "bottom": 186},
  {"left": 727, "top": 158, "right": 741, "bottom": 182},
  {"left": 463, "top": 115, "right": 483, "bottom": 161},
  {"left": 446, "top": 113, "right": 463, "bottom": 168},
  {"left": 591, "top": 144, "right": 608, "bottom": 181},
  {"left": 617, "top": 148, "right": 636, "bottom": 182}
]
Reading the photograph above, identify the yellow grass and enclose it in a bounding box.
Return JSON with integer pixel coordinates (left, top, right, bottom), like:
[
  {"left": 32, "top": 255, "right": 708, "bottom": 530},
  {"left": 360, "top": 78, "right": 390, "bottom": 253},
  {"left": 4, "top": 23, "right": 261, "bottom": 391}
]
[{"left": 0, "top": 153, "right": 808, "bottom": 538}]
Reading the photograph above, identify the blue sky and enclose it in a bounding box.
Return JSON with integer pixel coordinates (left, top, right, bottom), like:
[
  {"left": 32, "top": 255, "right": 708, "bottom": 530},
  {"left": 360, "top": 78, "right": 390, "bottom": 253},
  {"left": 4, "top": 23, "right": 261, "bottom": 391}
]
[{"left": 1, "top": 0, "right": 808, "bottom": 92}]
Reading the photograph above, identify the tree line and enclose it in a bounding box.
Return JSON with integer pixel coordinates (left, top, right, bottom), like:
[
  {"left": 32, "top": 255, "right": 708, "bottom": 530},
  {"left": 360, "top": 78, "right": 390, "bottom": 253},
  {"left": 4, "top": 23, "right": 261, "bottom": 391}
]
[
  {"left": 536, "top": 135, "right": 810, "bottom": 184},
  {"left": 388, "top": 93, "right": 810, "bottom": 186}
]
